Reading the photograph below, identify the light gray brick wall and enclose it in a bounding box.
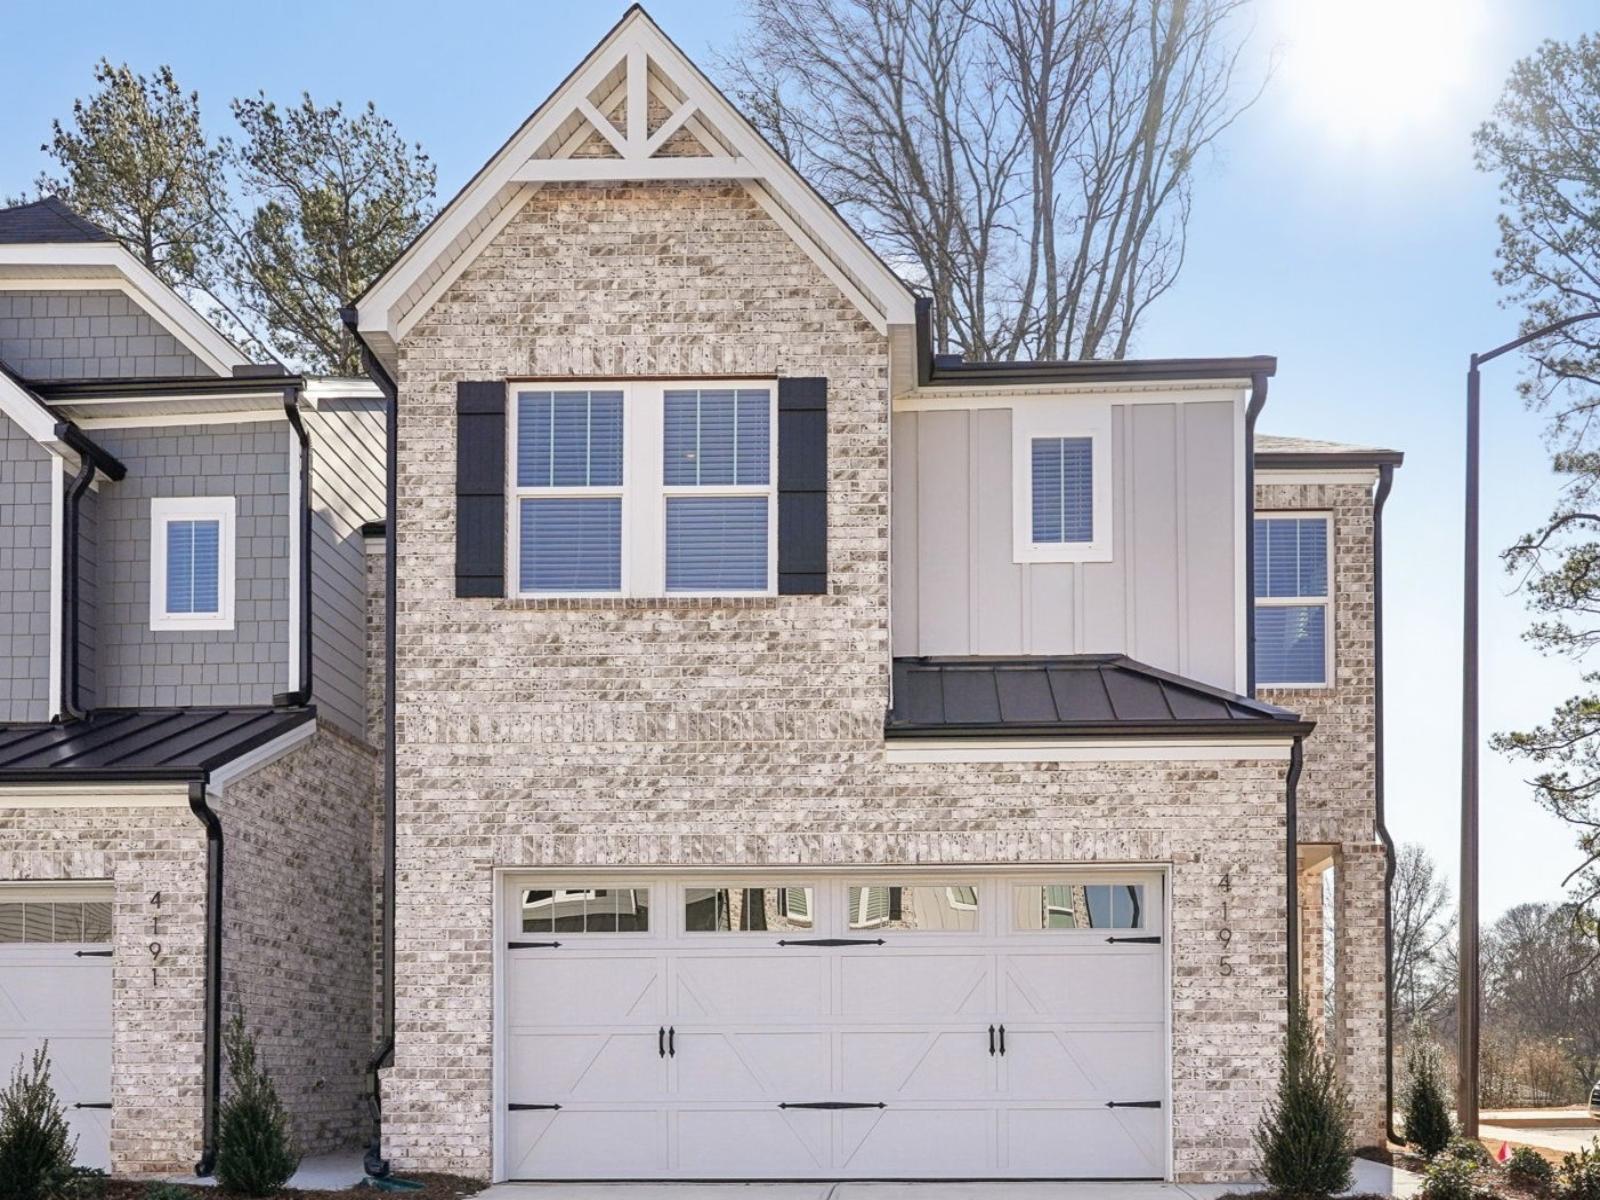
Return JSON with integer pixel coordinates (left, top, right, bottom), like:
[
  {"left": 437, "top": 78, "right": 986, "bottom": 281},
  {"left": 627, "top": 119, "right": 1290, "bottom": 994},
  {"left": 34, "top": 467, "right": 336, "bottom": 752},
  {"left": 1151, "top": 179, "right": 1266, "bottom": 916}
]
[
  {"left": 0, "top": 802, "right": 209, "bottom": 1175},
  {"left": 214, "top": 728, "right": 378, "bottom": 1155},
  {"left": 0, "top": 290, "right": 211, "bottom": 380},
  {"left": 386, "top": 180, "right": 1294, "bottom": 1183},
  {"left": 0, "top": 413, "right": 53, "bottom": 721},
  {"left": 90, "top": 422, "right": 289, "bottom": 708},
  {"left": 1257, "top": 477, "right": 1388, "bottom": 1146}
]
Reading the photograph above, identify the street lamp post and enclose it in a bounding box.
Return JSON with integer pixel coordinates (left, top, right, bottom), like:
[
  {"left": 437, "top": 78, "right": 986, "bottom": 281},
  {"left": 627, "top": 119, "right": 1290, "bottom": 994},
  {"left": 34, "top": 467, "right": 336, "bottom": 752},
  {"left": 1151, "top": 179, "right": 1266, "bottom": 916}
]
[{"left": 1460, "top": 310, "right": 1600, "bottom": 1138}]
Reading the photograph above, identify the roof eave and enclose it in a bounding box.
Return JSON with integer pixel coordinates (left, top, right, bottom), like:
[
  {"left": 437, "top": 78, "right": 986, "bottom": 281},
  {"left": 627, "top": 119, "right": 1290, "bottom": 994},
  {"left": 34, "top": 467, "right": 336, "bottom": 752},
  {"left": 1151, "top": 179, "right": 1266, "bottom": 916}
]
[{"left": 884, "top": 719, "right": 1317, "bottom": 740}]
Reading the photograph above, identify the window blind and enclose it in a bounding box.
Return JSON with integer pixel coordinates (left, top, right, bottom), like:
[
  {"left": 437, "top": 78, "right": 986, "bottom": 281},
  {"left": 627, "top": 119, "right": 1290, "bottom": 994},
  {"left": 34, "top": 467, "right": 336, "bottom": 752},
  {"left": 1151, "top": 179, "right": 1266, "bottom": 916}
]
[
  {"left": 664, "top": 388, "right": 770, "bottom": 485},
  {"left": 166, "top": 519, "right": 220, "bottom": 614},
  {"left": 1030, "top": 436, "right": 1093, "bottom": 544},
  {"left": 665, "top": 496, "right": 768, "bottom": 591},
  {"left": 519, "top": 497, "right": 622, "bottom": 592},
  {"left": 517, "top": 390, "right": 624, "bottom": 487}
]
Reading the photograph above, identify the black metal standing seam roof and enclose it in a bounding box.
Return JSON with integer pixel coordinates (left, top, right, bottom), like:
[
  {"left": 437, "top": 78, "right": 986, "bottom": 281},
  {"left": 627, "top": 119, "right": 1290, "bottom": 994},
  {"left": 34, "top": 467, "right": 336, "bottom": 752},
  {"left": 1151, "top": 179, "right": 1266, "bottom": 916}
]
[
  {"left": 0, "top": 197, "right": 116, "bottom": 244},
  {"left": 887, "top": 656, "right": 1312, "bottom": 739},
  {"left": 0, "top": 707, "right": 315, "bottom": 783}
]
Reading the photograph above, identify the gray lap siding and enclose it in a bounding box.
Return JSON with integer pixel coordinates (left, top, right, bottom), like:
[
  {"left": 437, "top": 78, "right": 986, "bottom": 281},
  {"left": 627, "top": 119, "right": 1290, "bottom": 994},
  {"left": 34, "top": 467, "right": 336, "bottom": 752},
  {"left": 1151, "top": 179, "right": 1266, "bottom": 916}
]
[{"left": 385, "top": 180, "right": 1291, "bottom": 1183}]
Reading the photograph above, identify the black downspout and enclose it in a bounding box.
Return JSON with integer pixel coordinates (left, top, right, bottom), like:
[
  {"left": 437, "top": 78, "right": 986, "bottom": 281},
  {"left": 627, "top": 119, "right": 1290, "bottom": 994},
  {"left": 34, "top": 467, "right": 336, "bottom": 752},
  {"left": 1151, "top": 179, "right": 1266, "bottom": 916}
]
[
  {"left": 1373, "top": 463, "right": 1398, "bottom": 1139},
  {"left": 340, "top": 308, "right": 396, "bottom": 1180},
  {"left": 274, "top": 386, "right": 313, "bottom": 708},
  {"left": 58, "top": 452, "right": 94, "bottom": 722},
  {"left": 187, "top": 780, "right": 224, "bottom": 1178},
  {"left": 1286, "top": 735, "right": 1304, "bottom": 1019},
  {"left": 1244, "top": 371, "right": 1270, "bottom": 699}
]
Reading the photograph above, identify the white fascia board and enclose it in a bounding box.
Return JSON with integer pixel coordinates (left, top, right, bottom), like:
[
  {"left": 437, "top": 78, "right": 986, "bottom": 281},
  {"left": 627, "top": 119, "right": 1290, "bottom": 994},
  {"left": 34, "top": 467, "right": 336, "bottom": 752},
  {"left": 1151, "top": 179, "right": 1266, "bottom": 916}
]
[
  {"left": 0, "top": 367, "right": 62, "bottom": 444},
  {"left": 1255, "top": 468, "right": 1379, "bottom": 486},
  {"left": 884, "top": 736, "right": 1297, "bottom": 764},
  {"left": 898, "top": 381, "right": 1253, "bottom": 411},
  {"left": 206, "top": 719, "right": 317, "bottom": 798},
  {"left": 0, "top": 783, "right": 189, "bottom": 808},
  {"left": 357, "top": 8, "right": 915, "bottom": 344},
  {"left": 301, "top": 377, "right": 386, "bottom": 405},
  {"left": 0, "top": 244, "right": 251, "bottom": 375},
  {"left": 48, "top": 454, "right": 64, "bottom": 719}
]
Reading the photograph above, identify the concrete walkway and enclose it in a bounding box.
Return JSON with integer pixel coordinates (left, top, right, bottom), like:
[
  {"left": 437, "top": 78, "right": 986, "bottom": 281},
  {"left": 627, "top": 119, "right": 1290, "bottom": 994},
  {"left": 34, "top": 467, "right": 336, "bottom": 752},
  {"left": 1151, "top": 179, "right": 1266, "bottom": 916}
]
[
  {"left": 150, "top": 1149, "right": 367, "bottom": 1189},
  {"left": 480, "top": 1159, "right": 1423, "bottom": 1200}
]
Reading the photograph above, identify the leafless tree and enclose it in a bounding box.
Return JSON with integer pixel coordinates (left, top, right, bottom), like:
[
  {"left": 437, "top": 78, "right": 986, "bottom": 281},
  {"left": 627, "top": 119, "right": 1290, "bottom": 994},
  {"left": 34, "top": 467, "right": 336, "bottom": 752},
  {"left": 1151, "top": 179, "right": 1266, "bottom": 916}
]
[
  {"left": 717, "top": 0, "right": 1263, "bottom": 361},
  {"left": 1393, "top": 842, "right": 1456, "bottom": 1029}
]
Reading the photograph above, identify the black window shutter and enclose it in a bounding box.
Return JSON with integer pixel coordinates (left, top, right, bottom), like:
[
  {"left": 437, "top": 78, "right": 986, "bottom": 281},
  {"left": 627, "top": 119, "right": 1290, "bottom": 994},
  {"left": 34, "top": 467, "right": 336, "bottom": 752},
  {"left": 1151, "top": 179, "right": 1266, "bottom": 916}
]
[
  {"left": 455, "top": 381, "right": 506, "bottom": 598},
  {"left": 777, "top": 377, "right": 828, "bottom": 595}
]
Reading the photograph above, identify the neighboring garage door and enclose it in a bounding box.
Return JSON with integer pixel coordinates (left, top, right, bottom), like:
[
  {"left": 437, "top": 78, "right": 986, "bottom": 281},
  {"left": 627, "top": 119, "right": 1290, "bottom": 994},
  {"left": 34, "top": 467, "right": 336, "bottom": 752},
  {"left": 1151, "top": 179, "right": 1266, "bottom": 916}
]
[
  {"left": 499, "top": 872, "right": 1168, "bottom": 1181},
  {"left": 0, "top": 886, "right": 114, "bottom": 1172}
]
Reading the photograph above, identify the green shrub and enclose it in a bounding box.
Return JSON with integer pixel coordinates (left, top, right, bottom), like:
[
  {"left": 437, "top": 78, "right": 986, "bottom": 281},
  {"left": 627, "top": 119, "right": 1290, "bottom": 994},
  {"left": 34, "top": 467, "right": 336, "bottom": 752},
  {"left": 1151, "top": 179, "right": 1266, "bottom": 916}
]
[
  {"left": 56, "top": 1171, "right": 103, "bottom": 1200},
  {"left": 144, "top": 1186, "right": 193, "bottom": 1200},
  {"left": 0, "top": 1044, "right": 77, "bottom": 1200},
  {"left": 1254, "top": 1003, "right": 1354, "bottom": 1199},
  {"left": 1421, "top": 1153, "right": 1483, "bottom": 1200},
  {"left": 1446, "top": 1137, "right": 1495, "bottom": 1167},
  {"left": 1507, "top": 1146, "right": 1555, "bottom": 1191},
  {"left": 1402, "top": 1039, "right": 1455, "bottom": 1159},
  {"left": 214, "top": 1014, "right": 299, "bottom": 1196},
  {"left": 1559, "top": 1140, "right": 1600, "bottom": 1200}
]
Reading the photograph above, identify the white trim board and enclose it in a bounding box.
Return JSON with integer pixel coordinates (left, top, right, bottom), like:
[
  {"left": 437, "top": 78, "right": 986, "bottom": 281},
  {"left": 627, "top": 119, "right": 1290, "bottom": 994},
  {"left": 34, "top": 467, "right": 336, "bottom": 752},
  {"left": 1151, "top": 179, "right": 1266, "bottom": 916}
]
[
  {"left": 207, "top": 719, "right": 316, "bottom": 797},
  {"left": 883, "top": 737, "right": 1297, "bottom": 763},
  {"left": 48, "top": 454, "right": 64, "bottom": 719},
  {"left": 0, "top": 880, "right": 114, "bottom": 902},
  {"left": 898, "top": 382, "right": 1254, "bottom": 410},
  {"left": 0, "top": 784, "right": 189, "bottom": 808}
]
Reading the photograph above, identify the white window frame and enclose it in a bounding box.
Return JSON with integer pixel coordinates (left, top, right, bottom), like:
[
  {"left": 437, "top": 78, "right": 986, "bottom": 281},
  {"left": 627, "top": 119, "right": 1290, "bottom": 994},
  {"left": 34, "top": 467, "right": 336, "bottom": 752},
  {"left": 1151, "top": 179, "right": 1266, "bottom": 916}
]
[
  {"left": 1011, "top": 399, "right": 1113, "bottom": 563},
  {"left": 1253, "top": 510, "right": 1334, "bottom": 689},
  {"left": 149, "top": 496, "right": 236, "bottom": 631},
  {"left": 507, "top": 380, "right": 778, "bottom": 598}
]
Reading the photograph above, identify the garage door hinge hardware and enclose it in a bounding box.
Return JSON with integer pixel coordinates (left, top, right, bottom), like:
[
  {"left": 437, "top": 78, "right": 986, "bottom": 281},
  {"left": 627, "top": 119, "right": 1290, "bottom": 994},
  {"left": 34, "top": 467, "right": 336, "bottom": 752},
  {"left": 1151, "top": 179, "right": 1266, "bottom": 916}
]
[
  {"left": 1105, "top": 1100, "right": 1162, "bottom": 1108},
  {"left": 72, "top": 1103, "right": 112, "bottom": 1110},
  {"left": 1104, "top": 936, "right": 1161, "bottom": 944},
  {"left": 778, "top": 1101, "right": 886, "bottom": 1109},
  {"left": 776, "top": 938, "right": 886, "bottom": 947},
  {"left": 508, "top": 1103, "right": 562, "bottom": 1111},
  {"left": 74, "top": 950, "right": 113, "bottom": 957},
  {"left": 507, "top": 941, "right": 562, "bottom": 949}
]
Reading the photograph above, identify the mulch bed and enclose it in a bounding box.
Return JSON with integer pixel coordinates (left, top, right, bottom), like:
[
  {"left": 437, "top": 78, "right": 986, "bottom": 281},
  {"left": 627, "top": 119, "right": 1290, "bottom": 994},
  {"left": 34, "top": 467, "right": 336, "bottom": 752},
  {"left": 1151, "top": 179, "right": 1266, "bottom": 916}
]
[{"left": 101, "top": 1173, "right": 486, "bottom": 1200}]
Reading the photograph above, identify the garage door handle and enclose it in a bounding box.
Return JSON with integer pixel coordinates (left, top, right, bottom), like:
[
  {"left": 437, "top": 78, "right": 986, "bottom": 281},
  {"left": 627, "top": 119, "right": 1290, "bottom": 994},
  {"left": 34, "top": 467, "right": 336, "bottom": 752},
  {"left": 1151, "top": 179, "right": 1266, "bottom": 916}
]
[
  {"left": 668, "top": 1026, "right": 676, "bottom": 1057},
  {"left": 1105, "top": 936, "right": 1161, "bottom": 944},
  {"left": 659, "top": 1026, "right": 666, "bottom": 1058},
  {"left": 988, "top": 1025, "right": 995, "bottom": 1056},
  {"left": 998, "top": 1024, "right": 1006, "bottom": 1056},
  {"left": 776, "top": 938, "right": 885, "bottom": 947},
  {"left": 779, "top": 1101, "right": 886, "bottom": 1110},
  {"left": 508, "top": 1103, "right": 562, "bottom": 1111},
  {"left": 72, "top": 1103, "right": 112, "bottom": 1110},
  {"left": 74, "top": 950, "right": 112, "bottom": 958},
  {"left": 507, "top": 941, "right": 563, "bottom": 949},
  {"left": 1106, "top": 1100, "right": 1162, "bottom": 1109}
]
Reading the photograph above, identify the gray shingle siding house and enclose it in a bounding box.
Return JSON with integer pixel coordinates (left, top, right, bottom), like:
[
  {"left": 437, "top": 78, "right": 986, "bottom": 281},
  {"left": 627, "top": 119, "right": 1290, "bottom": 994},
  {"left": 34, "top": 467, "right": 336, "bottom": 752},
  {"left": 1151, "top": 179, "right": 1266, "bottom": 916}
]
[{"left": 1, "top": 7, "right": 1401, "bottom": 1185}]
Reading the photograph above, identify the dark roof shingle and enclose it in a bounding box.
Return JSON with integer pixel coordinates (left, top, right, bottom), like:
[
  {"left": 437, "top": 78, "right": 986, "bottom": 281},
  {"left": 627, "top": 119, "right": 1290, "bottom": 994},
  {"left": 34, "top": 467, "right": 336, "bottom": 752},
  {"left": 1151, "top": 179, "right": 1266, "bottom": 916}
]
[
  {"left": 0, "top": 197, "right": 116, "bottom": 245},
  {"left": 888, "top": 655, "right": 1310, "bottom": 738}
]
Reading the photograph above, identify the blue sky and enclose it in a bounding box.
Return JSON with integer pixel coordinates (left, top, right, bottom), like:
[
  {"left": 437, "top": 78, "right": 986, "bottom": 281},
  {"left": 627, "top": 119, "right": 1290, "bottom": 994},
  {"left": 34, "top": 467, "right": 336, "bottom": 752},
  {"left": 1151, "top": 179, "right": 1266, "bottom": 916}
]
[{"left": 2, "top": 0, "right": 1592, "bottom": 922}]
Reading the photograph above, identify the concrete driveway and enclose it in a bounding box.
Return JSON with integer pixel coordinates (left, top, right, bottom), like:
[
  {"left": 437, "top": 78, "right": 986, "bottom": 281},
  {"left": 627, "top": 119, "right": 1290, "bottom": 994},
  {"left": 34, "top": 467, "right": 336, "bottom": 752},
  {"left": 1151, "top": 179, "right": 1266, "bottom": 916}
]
[{"left": 1483, "top": 1122, "right": 1600, "bottom": 1156}]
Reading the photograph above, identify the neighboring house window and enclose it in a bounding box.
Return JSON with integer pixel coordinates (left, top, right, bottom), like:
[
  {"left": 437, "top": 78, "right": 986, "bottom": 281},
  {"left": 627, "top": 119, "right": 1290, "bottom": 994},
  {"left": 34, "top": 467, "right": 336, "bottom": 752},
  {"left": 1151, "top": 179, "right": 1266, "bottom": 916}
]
[
  {"left": 510, "top": 382, "right": 776, "bottom": 597},
  {"left": 1254, "top": 514, "right": 1332, "bottom": 686},
  {"left": 1011, "top": 402, "right": 1112, "bottom": 563},
  {"left": 149, "top": 497, "right": 235, "bottom": 630}
]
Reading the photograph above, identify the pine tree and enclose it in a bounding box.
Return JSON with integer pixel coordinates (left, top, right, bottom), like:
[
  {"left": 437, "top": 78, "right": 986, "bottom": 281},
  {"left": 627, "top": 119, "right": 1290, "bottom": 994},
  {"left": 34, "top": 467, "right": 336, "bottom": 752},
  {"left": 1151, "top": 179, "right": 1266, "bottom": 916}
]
[
  {"left": 1401, "top": 1037, "right": 1453, "bottom": 1159},
  {"left": 0, "top": 1044, "right": 76, "bottom": 1200},
  {"left": 214, "top": 1013, "right": 299, "bottom": 1196},
  {"left": 1255, "top": 1003, "right": 1355, "bottom": 1198}
]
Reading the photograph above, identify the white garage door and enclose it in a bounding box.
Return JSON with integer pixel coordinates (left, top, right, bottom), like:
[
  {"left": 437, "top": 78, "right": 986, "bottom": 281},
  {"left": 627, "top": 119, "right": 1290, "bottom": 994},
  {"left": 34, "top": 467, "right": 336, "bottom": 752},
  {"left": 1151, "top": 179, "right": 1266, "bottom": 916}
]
[
  {"left": 0, "top": 887, "right": 114, "bottom": 1172},
  {"left": 499, "top": 872, "right": 1168, "bottom": 1181}
]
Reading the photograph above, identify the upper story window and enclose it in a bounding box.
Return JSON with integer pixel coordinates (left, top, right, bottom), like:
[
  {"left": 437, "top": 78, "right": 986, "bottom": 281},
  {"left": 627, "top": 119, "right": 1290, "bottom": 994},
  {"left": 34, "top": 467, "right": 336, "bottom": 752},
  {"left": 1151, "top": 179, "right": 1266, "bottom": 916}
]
[
  {"left": 511, "top": 382, "right": 775, "bottom": 597},
  {"left": 1011, "top": 401, "right": 1112, "bottom": 563},
  {"left": 149, "top": 496, "right": 235, "bottom": 631},
  {"left": 1254, "top": 514, "right": 1331, "bottom": 686}
]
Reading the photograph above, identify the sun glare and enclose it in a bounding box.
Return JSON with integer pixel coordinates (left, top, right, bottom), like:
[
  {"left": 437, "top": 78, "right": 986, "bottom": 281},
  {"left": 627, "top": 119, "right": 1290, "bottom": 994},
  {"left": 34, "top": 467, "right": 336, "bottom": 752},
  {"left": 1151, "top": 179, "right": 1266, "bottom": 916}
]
[{"left": 1275, "top": 0, "right": 1489, "bottom": 148}]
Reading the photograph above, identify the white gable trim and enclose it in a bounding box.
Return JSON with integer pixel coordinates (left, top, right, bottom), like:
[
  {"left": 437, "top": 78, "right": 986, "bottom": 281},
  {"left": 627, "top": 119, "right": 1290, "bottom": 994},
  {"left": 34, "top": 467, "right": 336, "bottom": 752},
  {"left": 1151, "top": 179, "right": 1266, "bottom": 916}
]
[
  {"left": 356, "top": 7, "right": 914, "bottom": 358},
  {"left": 0, "top": 243, "right": 252, "bottom": 376},
  {"left": 0, "top": 366, "right": 60, "bottom": 444}
]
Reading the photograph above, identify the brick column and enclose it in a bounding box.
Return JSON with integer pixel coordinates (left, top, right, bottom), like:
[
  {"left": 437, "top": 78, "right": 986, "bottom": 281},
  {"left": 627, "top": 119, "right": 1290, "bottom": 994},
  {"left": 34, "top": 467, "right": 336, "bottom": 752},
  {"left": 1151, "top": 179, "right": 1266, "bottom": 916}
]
[{"left": 1334, "top": 841, "right": 1388, "bottom": 1146}]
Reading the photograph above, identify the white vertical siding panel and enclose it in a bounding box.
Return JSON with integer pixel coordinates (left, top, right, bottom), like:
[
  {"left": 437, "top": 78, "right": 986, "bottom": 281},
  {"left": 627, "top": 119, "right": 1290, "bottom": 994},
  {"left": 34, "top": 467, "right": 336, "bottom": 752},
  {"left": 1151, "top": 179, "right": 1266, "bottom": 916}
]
[
  {"left": 973, "top": 408, "right": 1023, "bottom": 654},
  {"left": 890, "top": 411, "right": 920, "bottom": 656},
  {"left": 916, "top": 410, "right": 971, "bottom": 654},
  {"left": 1182, "top": 401, "right": 1239, "bottom": 690}
]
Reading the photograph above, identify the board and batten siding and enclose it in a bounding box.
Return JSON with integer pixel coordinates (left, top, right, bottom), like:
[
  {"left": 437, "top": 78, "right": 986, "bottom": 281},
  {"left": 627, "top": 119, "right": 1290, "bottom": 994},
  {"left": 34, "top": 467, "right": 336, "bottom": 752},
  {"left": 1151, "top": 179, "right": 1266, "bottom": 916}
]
[
  {"left": 891, "top": 396, "right": 1243, "bottom": 691},
  {"left": 0, "top": 412, "right": 53, "bottom": 721},
  {"left": 90, "top": 421, "right": 289, "bottom": 708},
  {"left": 307, "top": 397, "right": 386, "bottom": 741}
]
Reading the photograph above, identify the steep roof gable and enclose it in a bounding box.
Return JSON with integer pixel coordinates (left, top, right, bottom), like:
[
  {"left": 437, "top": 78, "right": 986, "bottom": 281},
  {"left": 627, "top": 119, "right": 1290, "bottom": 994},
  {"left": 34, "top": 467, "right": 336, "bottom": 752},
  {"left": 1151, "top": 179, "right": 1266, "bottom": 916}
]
[
  {"left": 0, "top": 197, "right": 116, "bottom": 244},
  {"left": 352, "top": 5, "right": 916, "bottom": 372}
]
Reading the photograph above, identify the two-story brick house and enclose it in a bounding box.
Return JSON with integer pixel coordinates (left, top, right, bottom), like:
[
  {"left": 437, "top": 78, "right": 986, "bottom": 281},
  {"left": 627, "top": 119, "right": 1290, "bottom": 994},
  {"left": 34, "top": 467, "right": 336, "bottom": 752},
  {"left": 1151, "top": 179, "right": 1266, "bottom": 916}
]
[
  {"left": 336, "top": 6, "right": 1402, "bottom": 1185},
  {"left": 1, "top": 6, "right": 1401, "bottom": 1186},
  {"left": 0, "top": 197, "right": 385, "bottom": 1174}
]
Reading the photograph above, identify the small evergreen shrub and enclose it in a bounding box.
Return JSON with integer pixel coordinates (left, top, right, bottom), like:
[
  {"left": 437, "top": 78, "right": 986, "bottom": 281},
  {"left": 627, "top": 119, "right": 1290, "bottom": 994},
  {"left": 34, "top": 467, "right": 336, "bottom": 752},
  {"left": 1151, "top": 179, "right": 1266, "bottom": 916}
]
[
  {"left": 1507, "top": 1146, "right": 1555, "bottom": 1192},
  {"left": 57, "top": 1171, "right": 103, "bottom": 1200},
  {"left": 1254, "top": 1002, "right": 1354, "bottom": 1198},
  {"left": 214, "top": 1014, "right": 299, "bottom": 1196},
  {"left": 1402, "top": 1039, "right": 1455, "bottom": 1159},
  {"left": 1446, "top": 1137, "right": 1496, "bottom": 1167},
  {"left": 144, "top": 1186, "right": 193, "bottom": 1200},
  {"left": 1559, "top": 1140, "right": 1600, "bottom": 1200},
  {"left": 1421, "top": 1153, "right": 1483, "bottom": 1200},
  {"left": 0, "top": 1044, "right": 77, "bottom": 1200}
]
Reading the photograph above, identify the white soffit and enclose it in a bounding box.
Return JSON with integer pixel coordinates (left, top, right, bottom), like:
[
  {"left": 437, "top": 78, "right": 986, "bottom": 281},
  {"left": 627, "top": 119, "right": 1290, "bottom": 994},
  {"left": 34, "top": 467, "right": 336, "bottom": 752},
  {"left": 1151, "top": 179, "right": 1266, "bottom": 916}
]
[{"left": 354, "top": 6, "right": 915, "bottom": 366}]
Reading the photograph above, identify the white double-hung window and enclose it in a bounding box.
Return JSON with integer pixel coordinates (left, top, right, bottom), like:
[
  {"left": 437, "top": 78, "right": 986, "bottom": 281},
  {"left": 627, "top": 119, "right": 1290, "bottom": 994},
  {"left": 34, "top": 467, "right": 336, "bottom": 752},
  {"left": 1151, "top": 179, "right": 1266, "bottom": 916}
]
[
  {"left": 1253, "top": 513, "right": 1332, "bottom": 686},
  {"left": 149, "top": 496, "right": 236, "bottom": 630},
  {"left": 511, "top": 381, "right": 776, "bottom": 597}
]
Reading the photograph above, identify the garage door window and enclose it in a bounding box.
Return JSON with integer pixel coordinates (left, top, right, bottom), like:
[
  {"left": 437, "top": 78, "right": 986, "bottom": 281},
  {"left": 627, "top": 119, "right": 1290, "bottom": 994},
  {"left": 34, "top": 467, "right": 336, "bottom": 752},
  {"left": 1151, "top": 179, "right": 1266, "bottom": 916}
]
[
  {"left": 846, "top": 885, "right": 979, "bottom": 931},
  {"left": 1014, "top": 883, "right": 1145, "bottom": 931},
  {"left": 0, "top": 901, "right": 112, "bottom": 943},
  {"left": 685, "top": 886, "right": 814, "bottom": 932},
  {"left": 520, "top": 888, "right": 649, "bottom": 933}
]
